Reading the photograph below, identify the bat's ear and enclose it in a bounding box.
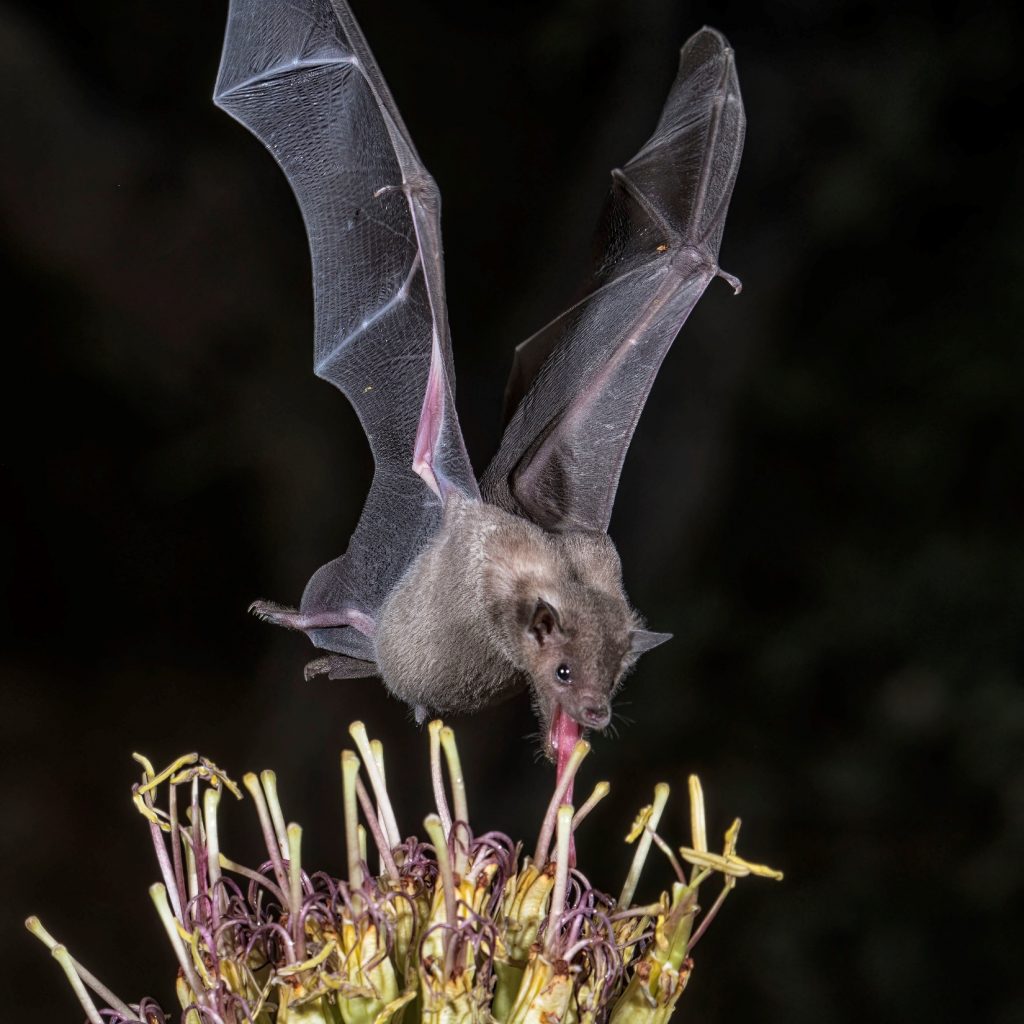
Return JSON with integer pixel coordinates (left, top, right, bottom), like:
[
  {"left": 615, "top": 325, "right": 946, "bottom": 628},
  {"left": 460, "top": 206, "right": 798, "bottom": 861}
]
[
  {"left": 629, "top": 629, "right": 672, "bottom": 655},
  {"left": 528, "top": 599, "right": 565, "bottom": 647}
]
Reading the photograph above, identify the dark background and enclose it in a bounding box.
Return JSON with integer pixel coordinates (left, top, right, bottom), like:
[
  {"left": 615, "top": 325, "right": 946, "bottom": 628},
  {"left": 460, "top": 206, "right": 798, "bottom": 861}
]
[{"left": 2, "top": 0, "right": 1020, "bottom": 1020}]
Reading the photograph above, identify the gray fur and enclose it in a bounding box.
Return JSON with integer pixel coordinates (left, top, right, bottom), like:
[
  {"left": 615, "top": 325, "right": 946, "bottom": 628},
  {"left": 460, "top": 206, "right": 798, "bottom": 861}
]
[{"left": 375, "top": 497, "right": 659, "bottom": 751}]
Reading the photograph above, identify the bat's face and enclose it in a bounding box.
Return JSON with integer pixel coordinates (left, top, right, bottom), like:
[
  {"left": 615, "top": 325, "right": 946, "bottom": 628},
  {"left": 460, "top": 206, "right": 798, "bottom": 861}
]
[
  {"left": 515, "top": 532, "right": 650, "bottom": 764},
  {"left": 526, "top": 593, "right": 632, "bottom": 740}
]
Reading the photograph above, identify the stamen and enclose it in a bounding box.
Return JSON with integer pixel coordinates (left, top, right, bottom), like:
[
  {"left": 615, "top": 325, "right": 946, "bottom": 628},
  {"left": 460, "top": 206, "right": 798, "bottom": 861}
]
[
  {"left": 340, "top": 751, "right": 363, "bottom": 890},
  {"left": 143, "top": 814, "right": 185, "bottom": 924},
  {"left": 544, "top": 804, "right": 574, "bottom": 957},
  {"left": 132, "top": 764, "right": 185, "bottom": 924},
  {"left": 184, "top": 782, "right": 201, "bottom": 905},
  {"left": 370, "top": 739, "right": 390, "bottom": 873},
  {"left": 260, "top": 770, "right": 290, "bottom": 859},
  {"left": 572, "top": 781, "right": 610, "bottom": 830},
  {"left": 149, "top": 883, "right": 206, "bottom": 1002},
  {"left": 242, "top": 772, "right": 289, "bottom": 892},
  {"left": 358, "top": 822, "right": 368, "bottom": 866},
  {"left": 349, "top": 722, "right": 401, "bottom": 849},
  {"left": 277, "top": 938, "right": 338, "bottom": 975},
  {"left": 52, "top": 946, "right": 106, "bottom": 1024},
  {"left": 686, "top": 881, "right": 731, "bottom": 952},
  {"left": 355, "top": 775, "right": 400, "bottom": 878},
  {"left": 428, "top": 719, "right": 453, "bottom": 837},
  {"left": 202, "top": 787, "right": 224, "bottom": 924},
  {"left": 186, "top": 928, "right": 215, "bottom": 989},
  {"left": 608, "top": 902, "right": 664, "bottom": 920},
  {"left": 440, "top": 725, "right": 469, "bottom": 874},
  {"left": 723, "top": 817, "right": 741, "bottom": 862},
  {"left": 424, "top": 814, "right": 456, "bottom": 930},
  {"left": 648, "top": 825, "right": 688, "bottom": 884},
  {"left": 618, "top": 782, "right": 670, "bottom": 907},
  {"left": 677, "top": 845, "right": 783, "bottom": 880},
  {"left": 688, "top": 774, "right": 707, "bottom": 855},
  {"left": 216, "top": 854, "right": 287, "bottom": 904},
  {"left": 439, "top": 726, "right": 469, "bottom": 829},
  {"left": 371, "top": 738, "right": 386, "bottom": 782},
  {"left": 203, "top": 757, "right": 243, "bottom": 799},
  {"left": 25, "top": 918, "right": 136, "bottom": 1020},
  {"left": 287, "top": 823, "right": 305, "bottom": 960},
  {"left": 535, "top": 739, "right": 590, "bottom": 865},
  {"left": 131, "top": 790, "right": 165, "bottom": 828},
  {"left": 167, "top": 784, "right": 188, "bottom": 922},
  {"left": 133, "top": 752, "right": 198, "bottom": 797}
]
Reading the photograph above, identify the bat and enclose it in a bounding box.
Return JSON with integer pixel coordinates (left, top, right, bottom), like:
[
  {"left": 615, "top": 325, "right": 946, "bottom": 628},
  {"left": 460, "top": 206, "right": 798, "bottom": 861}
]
[{"left": 214, "top": 0, "right": 745, "bottom": 779}]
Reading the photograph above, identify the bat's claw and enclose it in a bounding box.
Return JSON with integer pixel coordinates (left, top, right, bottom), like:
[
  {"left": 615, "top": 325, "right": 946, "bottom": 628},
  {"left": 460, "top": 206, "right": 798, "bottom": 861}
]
[
  {"left": 304, "top": 654, "right": 378, "bottom": 681},
  {"left": 717, "top": 267, "right": 742, "bottom": 294}
]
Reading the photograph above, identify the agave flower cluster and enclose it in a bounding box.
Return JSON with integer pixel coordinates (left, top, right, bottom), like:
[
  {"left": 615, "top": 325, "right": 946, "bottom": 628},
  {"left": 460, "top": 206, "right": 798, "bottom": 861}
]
[{"left": 28, "top": 720, "right": 781, "bottom": 1024}]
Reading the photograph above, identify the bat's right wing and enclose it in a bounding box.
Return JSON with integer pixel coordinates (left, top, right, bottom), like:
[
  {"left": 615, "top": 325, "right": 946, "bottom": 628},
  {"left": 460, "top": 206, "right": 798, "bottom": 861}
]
[
  {"left": 215, "top": 0, "right": 477, "bottom": 661},
  {"left": 482, "top": 28, "right": 744, "bottom": 534}
]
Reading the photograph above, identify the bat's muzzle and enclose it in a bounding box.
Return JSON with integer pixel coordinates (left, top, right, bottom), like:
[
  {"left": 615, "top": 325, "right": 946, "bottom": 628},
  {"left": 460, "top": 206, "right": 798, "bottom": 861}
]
[{"left": 577, "top": 703, "right": 612, "bottom": 730}]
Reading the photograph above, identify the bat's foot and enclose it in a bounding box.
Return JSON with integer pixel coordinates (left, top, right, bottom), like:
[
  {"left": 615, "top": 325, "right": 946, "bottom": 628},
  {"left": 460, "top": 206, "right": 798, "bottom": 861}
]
[
  {"left": 304, "top": 654, "right": 378, "bottom": 681},
  {"left": 249, "top": 600, "right": 302, "bottom": 628},
  {"left": 413, "top": 704, "right": 430, "bottom": 726}
]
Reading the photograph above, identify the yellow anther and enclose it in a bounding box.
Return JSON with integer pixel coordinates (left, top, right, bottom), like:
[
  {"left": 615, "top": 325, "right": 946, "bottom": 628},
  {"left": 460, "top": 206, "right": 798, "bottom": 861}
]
[
  {"left": 132, "top": 791, "right": 171, "bottom": 830},
  {"left": 678, "top": 845, "right": 783, "bottom": 881},
  {"left": 187, "top": 928, "right": 215, "bottom": 988},
  {"left": 723, "top": 817, "right": 741, "bottom": 856},
  {"left": 625, "top": 803, "right": 654, "bottom": 843},
  {"left": 136, "top": 753, "right": 199, "bottom": 795},
  {"left": 276, "top": 939, "right": 338, "bottom": 976},
  {"left": 688, "top": 774, "right": 707, "bottom": 854}
]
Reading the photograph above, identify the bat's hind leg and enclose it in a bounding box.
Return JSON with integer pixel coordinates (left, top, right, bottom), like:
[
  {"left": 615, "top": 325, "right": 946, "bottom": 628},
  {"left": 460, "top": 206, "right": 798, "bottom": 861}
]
[{"left": 249, "top": 600, "right": 377, "bottom": 638}]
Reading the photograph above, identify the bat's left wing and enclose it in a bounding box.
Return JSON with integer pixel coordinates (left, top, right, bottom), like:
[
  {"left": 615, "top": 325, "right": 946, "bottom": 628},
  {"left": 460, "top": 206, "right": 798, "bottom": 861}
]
[
  {"left": 215, "top": 0, "right": 478, "bottom": 664},
  {"left": 481, "top": 28, "right": 744, "bottom": 533}
]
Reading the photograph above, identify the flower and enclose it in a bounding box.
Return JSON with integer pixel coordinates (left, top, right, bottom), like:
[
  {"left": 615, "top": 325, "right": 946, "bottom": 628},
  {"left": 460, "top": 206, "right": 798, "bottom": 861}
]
[{"left": 28, "top": 720, "right": 781, "bottom": 1024}]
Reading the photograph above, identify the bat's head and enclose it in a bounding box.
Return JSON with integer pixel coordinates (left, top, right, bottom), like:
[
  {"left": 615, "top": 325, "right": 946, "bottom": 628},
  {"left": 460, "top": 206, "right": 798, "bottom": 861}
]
[{"left": 510, "top": 532, "right": 671, "bottom": 766}]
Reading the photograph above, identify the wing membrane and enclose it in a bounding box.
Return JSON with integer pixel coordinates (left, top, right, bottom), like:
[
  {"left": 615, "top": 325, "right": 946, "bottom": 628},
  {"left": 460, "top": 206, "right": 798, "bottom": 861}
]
[
  {"left": 483, "top": 28, "right": 744, "bottom": 533},
  {"left": 215, "top": 0, "right": 477, "bottom": 657}
]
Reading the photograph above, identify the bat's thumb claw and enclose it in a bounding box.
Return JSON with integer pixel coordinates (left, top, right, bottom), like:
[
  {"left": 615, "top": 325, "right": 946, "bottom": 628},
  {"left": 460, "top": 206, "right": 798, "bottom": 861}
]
[{"left": 717, "top": 267, "right": 743, "bottom": 295}]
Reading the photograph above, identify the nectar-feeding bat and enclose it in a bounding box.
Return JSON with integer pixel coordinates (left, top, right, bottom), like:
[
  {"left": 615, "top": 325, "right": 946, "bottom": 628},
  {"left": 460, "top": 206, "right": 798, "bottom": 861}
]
[{"left": 214, "top": 0, "right": 745, "bottom": 777}]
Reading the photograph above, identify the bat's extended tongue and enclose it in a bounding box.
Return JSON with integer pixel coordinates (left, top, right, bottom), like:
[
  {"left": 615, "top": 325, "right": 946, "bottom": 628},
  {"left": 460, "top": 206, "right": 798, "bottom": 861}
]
[
  {"left": 551, "top": 707, "right": 581, "bottom": 867},
  {"left": 552, "top": 706, "right": 581, "bottom": 806}
]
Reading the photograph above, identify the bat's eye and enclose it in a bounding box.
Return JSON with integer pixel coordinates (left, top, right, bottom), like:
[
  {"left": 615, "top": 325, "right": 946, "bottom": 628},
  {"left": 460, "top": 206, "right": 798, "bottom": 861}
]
[{"left": 556, "top": 663, "right": 572, "bottom": 684}]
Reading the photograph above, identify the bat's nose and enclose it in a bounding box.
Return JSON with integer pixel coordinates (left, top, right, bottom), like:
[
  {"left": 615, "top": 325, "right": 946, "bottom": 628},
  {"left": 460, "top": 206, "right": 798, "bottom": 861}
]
[{"left": 579, "top": 703, "right": 611, "bottom": 729}]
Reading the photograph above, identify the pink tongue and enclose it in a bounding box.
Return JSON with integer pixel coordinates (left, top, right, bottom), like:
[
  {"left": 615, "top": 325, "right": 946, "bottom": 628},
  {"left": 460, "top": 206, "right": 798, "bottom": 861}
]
[
  {"left": 552, "top": 707, "right": 581, "bottom": 867},
  {"left": 552, "top": 707, "right": 581, "bottom": 806}
]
